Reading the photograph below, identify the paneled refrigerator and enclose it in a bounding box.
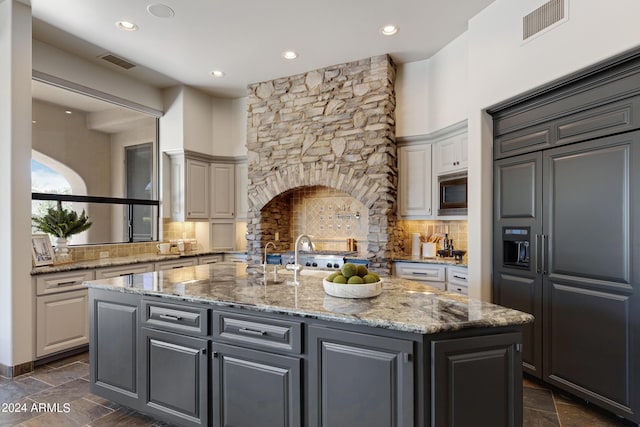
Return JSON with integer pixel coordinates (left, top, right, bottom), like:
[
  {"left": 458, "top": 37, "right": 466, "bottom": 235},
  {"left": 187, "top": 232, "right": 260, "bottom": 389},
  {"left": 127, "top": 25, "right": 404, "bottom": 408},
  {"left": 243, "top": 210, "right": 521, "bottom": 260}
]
[{"left": 493, "top": 131, "right": 639, "bottom": 422}]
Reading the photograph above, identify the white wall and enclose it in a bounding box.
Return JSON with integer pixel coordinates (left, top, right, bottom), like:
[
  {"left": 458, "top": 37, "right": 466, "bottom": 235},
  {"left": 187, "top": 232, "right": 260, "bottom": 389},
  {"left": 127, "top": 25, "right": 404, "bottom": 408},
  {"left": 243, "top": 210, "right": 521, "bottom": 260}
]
[
  {"left": 211, "top": 96, "right": 248, "bottom": 157},
  {"left": 183, "top": 86, "right": 213, "bottom": 155},
  {"left": 0, "top": 0, "right": 33, "bottom": 369},
  {"left": 395, "top": 60, "right": 429, "bottom": 137}
]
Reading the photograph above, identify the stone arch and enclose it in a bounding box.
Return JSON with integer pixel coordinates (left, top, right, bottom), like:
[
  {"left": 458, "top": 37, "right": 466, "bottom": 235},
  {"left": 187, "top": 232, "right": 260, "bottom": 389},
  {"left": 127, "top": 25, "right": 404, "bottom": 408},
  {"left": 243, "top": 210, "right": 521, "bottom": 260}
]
[{"left": 248, "top": 161, "right": 385, "bottom": 212}]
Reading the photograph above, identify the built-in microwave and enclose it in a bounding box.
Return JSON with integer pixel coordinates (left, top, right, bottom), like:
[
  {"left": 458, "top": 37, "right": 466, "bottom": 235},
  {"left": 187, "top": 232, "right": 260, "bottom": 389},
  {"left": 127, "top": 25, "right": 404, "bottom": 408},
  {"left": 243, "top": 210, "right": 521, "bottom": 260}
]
[{"left": 438, "top": 172, "right": 468, "bottom": 216}]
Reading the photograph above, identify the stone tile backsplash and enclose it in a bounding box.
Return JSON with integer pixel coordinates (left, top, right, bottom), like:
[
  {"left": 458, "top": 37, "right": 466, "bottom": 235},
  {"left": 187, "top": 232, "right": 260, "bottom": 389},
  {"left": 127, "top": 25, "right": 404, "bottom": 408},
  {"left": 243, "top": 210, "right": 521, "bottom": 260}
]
[
  {"left": 394, "top": 220, "right": 468, "bottom": 257},
  {"left": 290, "top": 186, "right": 368, "bottom": 253}
]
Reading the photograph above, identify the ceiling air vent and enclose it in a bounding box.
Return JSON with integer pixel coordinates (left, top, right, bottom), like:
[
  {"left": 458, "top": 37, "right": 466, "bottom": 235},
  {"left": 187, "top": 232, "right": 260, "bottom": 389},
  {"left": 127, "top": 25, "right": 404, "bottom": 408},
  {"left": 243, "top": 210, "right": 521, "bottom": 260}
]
[
  {"left": 523, "top": 0, "right": 567, "bottom": 41},
  {"left": 99, "top": 53, "right": 136, "bottom": 70}
]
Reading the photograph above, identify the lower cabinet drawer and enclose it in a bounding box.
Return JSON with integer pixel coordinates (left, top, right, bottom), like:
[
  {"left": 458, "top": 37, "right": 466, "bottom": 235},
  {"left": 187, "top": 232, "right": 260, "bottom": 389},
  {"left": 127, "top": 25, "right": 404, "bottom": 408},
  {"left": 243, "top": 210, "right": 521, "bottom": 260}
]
[
  {"left": 212, "top": 310, "right": 302, "bottom": 354},
  {"left": 394, "top": 262, "right": 446, "bottom": 282},
  {"left": 36, "top": 270, "right": 94, "bottom": 295},
  {"left": 447, "top": 284, "right": 469, "bottom": 295},
  {"left": 142, "top": 299, "right": 209, "bottom": 336}
]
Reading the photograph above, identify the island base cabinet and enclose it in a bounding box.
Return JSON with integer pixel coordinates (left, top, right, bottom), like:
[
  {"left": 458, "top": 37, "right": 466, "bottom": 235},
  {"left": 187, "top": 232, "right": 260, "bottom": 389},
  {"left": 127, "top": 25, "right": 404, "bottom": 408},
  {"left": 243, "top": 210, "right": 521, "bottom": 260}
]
[
  {"left": 141, "top": 328, "right": 208, "bottom": 427},
  {"left": 431, "top": 332, "right": 523, "bottom": 427},
  {"left": 211, "top": 342, "right": 301, "bottom": 427},
  {"left": 308, "top": 326, "right": 414, "bottom": 427},
  {"left": 89, "top": 290, "right": 141, "bottom": 410}
]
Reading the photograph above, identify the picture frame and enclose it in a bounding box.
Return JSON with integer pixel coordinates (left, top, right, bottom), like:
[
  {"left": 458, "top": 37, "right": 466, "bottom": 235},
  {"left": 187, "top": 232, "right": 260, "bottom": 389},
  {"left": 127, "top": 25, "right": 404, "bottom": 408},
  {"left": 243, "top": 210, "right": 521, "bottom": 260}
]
[{"left": 31, "top": 234, "right": 55, "bottom": 267}]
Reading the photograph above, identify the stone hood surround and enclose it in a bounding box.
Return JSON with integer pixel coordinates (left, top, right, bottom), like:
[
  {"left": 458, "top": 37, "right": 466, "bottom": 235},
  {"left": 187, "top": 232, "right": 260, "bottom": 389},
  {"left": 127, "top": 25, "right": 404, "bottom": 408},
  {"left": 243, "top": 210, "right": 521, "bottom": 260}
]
[{"left": 245, "top": 55, "right": 397, "bottom": 275}]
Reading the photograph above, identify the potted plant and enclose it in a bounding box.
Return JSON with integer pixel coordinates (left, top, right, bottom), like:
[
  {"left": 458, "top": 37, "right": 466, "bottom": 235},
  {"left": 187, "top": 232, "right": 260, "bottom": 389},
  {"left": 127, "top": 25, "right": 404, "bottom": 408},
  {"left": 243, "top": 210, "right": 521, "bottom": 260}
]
[{"left": 32, "top": 201, "right": 92, "bottom": 261}]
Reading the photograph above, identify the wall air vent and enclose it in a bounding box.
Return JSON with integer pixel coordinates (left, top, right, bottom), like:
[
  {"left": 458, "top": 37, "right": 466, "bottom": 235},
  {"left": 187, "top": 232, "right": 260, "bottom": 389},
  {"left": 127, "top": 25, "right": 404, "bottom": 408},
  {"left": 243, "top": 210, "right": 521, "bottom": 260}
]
[
  {"left": 99, "top": 53, "right": 136, "bottom": 70},
  {"left": 523, "top": 0, "right": 568, "bottom": 42}
]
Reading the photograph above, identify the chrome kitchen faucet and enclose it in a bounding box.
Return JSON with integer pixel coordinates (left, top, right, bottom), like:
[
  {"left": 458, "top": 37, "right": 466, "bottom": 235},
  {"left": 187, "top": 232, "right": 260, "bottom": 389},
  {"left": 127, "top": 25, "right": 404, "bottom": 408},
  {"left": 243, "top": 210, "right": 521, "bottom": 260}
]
[{"left": 285, "top": 234, "right": 313, "bottom": 284}]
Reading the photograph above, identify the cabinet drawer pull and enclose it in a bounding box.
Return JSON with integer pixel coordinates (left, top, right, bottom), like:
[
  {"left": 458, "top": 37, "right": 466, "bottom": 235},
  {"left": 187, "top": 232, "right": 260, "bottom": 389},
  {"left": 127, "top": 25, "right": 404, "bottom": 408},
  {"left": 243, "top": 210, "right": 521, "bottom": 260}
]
[
  {"left": 239, "top": 327, "right": 267, "bottom": 336},
  {"left": 55, "top": 280, "right": 78, "bottom": 287},
  {"left": 452, "top": 275, "right": 466, "bottom": 280},
  {"left": 411, "top": 272, "right": 429, "bottom": 276},
  {"left": 159, "top": 314, "right": 183, "bottom": 321}
]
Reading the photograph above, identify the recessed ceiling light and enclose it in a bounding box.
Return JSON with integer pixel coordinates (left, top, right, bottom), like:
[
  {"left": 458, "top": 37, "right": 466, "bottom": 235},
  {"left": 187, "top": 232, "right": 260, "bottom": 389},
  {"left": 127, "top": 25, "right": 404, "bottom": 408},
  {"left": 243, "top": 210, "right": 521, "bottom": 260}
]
[
  {"left": 210, "top": 70, "right": 225, "bottom": 78},
  {"left": 32, "top": 120, "right": 37, "bottom": 124},
  {"left": 281, "top": 51, "right": 298, "bottom": 60},
  {"left": 147, "top": 3, "right": 175, "bottom": 18},
  {"left": 116, "top": 20, "right": 138, "bottom": 31},
  {"left": 380, "top": 25, "right": 399, "bottom": 36},
  {"left": 65, "top": 110, "right": 72, "bottom": 115}
]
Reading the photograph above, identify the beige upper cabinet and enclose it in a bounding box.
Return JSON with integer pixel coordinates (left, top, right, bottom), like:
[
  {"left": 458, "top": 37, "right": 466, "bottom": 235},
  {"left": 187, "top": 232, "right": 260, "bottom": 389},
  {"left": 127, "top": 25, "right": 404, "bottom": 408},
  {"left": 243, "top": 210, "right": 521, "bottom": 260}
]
[
  {"left": 210, "top": 162, "right": 235, "bottom": 219},
  {"left": 235, "top": 161, "right": 248, "bottom": 219},
  {"left": 398, "top": 142, "right": 432, "bottom": 218},
  {"left": 433, "top": 133, "right": 468, "bottom": 175},
  {"left": 168, "top": 153, "right": 210, "bottom": 221}
]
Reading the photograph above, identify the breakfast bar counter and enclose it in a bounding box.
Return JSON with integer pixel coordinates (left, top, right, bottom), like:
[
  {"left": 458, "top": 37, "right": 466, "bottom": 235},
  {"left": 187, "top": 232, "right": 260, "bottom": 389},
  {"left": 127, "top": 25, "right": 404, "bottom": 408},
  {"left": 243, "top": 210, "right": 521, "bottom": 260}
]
[{"left": 85, "top": 262, "right": 532, "bottom": 427}]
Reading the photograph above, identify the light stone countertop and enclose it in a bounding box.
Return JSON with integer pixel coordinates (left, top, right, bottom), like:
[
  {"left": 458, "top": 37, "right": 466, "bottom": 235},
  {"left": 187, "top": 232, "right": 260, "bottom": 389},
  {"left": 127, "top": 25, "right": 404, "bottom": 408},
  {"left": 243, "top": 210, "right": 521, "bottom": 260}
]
[
  {"left": 83, "top": 262, "right": 532, "bottom": 335},
  {"left": 30, "top": 250, "right": 229, "bottom": 275}
]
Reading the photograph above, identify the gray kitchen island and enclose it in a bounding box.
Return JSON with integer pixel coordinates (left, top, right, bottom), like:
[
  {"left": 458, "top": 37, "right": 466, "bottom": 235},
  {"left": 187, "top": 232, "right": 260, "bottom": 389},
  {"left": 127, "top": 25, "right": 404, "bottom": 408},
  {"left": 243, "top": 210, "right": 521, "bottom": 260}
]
[{"left": 84, "top": 262, "right": 533, "bottom": 427}]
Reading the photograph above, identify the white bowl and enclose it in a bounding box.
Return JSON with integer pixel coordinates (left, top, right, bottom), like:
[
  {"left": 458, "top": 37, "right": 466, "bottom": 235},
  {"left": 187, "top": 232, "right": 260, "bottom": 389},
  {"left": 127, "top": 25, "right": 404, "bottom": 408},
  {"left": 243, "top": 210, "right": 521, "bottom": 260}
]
[{"left": 322, "top": 278, "right": 383, "bottom": 299}]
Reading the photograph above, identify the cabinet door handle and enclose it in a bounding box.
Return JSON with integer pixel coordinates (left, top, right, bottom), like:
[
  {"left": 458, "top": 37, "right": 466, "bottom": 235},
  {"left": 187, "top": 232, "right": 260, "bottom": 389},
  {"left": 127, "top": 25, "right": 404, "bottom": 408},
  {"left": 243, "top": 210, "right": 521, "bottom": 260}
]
[
  {"left": 541, "top": 234, "right": 547, "bottom": 275},
  {"left": 452, "top": 275, "right": 466, "bottom": 280},
  {"left": 535, "top": 234, "right": 541, "bottom": 274},
  {"left": 159, "top": 314, "right": 183, "bottom": 321},
  {"left": 238, "top": 327, "right": 267, "bottom": 336}
]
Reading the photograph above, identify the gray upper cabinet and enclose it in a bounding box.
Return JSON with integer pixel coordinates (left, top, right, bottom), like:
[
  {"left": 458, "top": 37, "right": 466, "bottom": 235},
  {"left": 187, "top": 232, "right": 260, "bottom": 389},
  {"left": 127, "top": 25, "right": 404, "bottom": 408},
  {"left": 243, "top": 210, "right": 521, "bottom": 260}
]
[
  {"left": 209, "top": 162, "right": 235, "bottom": 219},
  {"left": 307, "top": 325, "right": 414, "bottom": 427},
  {"left": 234, "top": 161, "right": 248, "bottom": 219},
  {"left": 491, "top": 51, "right": 640, "bottom": 425},
  {"left": 168, "top": 152, "right": 210, "bottom": 221}
]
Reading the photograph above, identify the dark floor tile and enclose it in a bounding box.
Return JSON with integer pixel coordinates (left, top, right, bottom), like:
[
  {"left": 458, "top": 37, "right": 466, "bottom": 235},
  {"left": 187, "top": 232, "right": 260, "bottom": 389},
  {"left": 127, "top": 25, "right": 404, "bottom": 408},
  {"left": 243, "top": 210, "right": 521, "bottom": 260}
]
[
  {"left": 523, "top": 376, "right": 547, "bottom": 390},
  {"left": 90, "top": 407, "right": 157, "bottom": 427},
  {"left": 15, "top": 410, "right": 80, "bottom": 427},
  {"left": 65, "top": 397, "right": 114, "bottom": 425},
  {"left": 27, "top": 378, "right": 89, "bottom": 406},
  {"left": 0, "top": 397, "right": 40, "bottom": 427},
  {"left": 84, "top": 393, "right": 124, "bottom": 411},
  {"left": 29, "top": 362, "right": 89, "bottom": 387},
  {"left": 523, "top": 387, "right": 557, "bottom": 413},
  {"left": 0, "top": 377, "right": 52, "bottom": 404},
  {"left": 523, "top": 407, "right": 560, "bottom": 427},
  {"left": 43, "top": 353, "right": 89, "bottom": 369},
  {"left": 556, "top": 402, "right": 636, "bottom": 427}
]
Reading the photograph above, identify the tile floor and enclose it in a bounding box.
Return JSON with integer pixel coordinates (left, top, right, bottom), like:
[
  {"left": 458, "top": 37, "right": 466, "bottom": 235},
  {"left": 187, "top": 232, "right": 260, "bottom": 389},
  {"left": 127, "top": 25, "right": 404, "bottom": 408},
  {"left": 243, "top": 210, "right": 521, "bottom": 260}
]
[
  {"left": 522, "top": 375, "right": 637, "bottom": 427},
  {"left": 0, "top": 352, "right": 637, "bottom": 426}
]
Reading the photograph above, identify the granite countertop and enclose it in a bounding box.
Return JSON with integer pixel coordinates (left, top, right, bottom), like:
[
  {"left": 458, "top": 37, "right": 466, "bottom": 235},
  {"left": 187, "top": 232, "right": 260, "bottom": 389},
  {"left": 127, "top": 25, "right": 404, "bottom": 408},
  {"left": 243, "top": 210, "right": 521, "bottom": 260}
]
[
  {"left": 30, "top": 250, "right": 232, "bottom": 275},
  {"left": 83, "top": 262, "right": 532, "bottom": 335},
  {"left": 393, "top": 255, "right": 468, "bottom": 267}
]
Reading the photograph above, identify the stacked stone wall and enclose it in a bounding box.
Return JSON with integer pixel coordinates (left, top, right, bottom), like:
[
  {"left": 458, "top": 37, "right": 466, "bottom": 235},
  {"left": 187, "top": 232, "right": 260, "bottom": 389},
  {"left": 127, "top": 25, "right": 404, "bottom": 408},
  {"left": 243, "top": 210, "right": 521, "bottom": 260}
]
[{"left": 246, "top": 55, "right": 397, "bottom": 275}]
